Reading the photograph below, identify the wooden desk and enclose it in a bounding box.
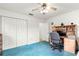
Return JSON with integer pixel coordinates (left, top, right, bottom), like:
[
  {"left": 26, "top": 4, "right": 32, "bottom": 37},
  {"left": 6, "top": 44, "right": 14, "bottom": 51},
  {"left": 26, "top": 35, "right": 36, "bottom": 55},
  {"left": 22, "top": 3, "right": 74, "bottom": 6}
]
[
  {"left": 49, "top": 36, "right": 76, "bottom": 54},
  {"left": 64, "top": 38, "right": 76, "bottom": 54}
]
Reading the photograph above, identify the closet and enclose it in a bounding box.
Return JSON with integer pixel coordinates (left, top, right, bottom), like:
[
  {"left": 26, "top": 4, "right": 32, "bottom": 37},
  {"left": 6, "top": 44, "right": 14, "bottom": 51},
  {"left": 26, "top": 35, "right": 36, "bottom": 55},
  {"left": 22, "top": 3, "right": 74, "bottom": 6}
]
[
  {"left": 28, "top": 21, "right": 40, "bottom": 44},
  {"left": 17, "top": 19, "right": 28, "bottom": 46},
  {"left": 2, "top": 17, "right": 28, "bottom": 50},
  {"left": 2, "top": 16, "right": 40, "bottom": 50}
]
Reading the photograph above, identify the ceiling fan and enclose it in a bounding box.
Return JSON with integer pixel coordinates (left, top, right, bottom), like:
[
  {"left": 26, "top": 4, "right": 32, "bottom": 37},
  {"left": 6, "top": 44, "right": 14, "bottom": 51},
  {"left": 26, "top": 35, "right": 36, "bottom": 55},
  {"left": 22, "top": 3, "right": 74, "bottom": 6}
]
[{"left": 29, "top": 3, "right": 57, "bottom": 15}]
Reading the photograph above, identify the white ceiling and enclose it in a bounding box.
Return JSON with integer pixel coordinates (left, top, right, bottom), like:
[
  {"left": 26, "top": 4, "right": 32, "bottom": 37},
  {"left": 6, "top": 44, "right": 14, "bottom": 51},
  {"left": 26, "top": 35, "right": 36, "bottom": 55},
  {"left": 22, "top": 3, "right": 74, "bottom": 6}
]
[{"left": 0, "top": 3, "right": 79, "bottom": 20}]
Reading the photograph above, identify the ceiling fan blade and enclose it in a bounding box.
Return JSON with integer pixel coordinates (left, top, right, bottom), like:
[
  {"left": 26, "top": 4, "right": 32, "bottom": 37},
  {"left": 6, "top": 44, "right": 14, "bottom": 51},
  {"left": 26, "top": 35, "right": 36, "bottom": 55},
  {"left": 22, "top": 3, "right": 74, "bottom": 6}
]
[
  {"left": 28, "top": 13, "right": 34, "bottom": 16},
  {"left": 50, "top": 7, "right": 57, "bottom": 10},
  {"left": 32, "top": 7, "right": 41, "bottom": 11}
]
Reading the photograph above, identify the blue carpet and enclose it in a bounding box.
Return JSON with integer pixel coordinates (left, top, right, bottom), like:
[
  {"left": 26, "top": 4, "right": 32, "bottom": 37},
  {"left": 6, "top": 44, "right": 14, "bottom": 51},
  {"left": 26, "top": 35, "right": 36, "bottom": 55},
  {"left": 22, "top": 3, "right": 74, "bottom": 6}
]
[{"left": 3, "top": 41, "right": 75, "bottom": 56}]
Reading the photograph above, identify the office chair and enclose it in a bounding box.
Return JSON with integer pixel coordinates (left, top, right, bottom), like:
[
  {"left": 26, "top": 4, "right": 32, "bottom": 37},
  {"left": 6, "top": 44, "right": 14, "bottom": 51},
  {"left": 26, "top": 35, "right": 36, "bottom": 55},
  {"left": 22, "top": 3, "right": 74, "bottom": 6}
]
[{"left": 50, "top": 32, "right": 63, "bottom": 52}]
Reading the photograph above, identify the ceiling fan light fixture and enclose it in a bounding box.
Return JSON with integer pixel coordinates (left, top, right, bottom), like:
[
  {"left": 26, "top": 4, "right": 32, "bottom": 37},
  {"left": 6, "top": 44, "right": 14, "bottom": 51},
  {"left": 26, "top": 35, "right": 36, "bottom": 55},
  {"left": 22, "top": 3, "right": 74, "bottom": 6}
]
[
  {"left": 30, "top": 3, "right": 57, "bottom": 15},
  {"left": 40, "top": 9, "right": 48, "bottom": 14},
  {"left": 46, "top": 6, "right": 50, "bottom": 10}
]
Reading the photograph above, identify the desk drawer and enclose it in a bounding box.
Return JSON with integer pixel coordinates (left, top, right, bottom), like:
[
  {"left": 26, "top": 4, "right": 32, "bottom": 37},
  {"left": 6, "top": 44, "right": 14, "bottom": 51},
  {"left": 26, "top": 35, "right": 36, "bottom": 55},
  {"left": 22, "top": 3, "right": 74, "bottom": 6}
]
[{"left": 64, "top": 38, "right": 75, "bottom": 54}]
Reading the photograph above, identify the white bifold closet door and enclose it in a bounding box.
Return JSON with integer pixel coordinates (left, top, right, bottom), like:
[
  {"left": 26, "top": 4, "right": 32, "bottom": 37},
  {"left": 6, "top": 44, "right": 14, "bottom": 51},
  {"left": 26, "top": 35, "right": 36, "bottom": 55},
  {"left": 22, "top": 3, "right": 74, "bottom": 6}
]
[
  {"left": 2, "top": 17, "right": 28, "bottom": 50},
  {"left": 28, "top": 22, "right": 39, "bottom": 44},
  {"left": 17, "top": 19, "right": 28, "bottom": 46},
  {"left": 2, "top": 17, "right": 17, "bottom": 50}
]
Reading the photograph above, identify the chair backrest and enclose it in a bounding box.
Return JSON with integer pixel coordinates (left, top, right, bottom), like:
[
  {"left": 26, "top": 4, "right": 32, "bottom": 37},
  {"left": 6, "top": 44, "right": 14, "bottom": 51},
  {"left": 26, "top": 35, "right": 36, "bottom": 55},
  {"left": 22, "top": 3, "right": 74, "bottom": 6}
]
[{"left": 50, "top": 32, "right": 60, "bottom": 43}]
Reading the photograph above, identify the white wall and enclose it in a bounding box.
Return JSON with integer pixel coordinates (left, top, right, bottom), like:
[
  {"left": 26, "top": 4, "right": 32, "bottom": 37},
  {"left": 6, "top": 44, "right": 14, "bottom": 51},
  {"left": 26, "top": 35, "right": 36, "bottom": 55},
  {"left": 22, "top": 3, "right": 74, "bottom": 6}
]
[
  {"left": 0, "top": 8, "right": 44, "bottom": 50},
  {"left": 39, "top": 23, "right": 49, "bottom": 41},
  {"left": 47, "top": 10, "right": 79, "bottom": 38}
]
